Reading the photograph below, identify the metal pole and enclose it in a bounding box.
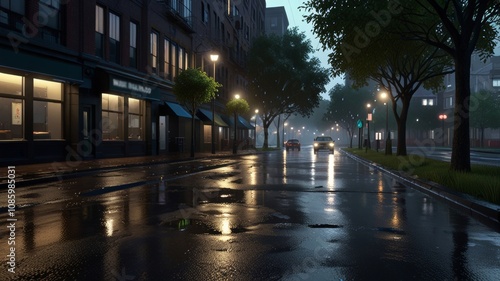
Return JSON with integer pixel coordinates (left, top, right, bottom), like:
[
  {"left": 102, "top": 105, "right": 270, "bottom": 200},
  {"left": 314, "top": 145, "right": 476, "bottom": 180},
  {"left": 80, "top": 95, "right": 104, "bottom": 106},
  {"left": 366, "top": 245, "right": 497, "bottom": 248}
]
[
  {"left": 385, "top": 102, "right": 392, "bottom": 155},
  {"left": 211, "top": 61, "right": 216, "bottom": 154}
]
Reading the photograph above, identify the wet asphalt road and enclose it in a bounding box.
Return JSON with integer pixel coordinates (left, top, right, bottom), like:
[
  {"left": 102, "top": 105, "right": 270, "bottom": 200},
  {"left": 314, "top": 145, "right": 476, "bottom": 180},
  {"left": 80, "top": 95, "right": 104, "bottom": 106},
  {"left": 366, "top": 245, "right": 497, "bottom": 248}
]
[{"left": 1, "top": 148, "right": 500, "bottom": 280}]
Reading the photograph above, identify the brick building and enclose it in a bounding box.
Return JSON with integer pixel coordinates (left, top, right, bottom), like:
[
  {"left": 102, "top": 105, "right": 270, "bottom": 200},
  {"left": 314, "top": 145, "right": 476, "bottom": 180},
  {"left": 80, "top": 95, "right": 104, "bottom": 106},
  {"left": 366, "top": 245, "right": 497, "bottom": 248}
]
[{"left": 0, "top": 0, "right": 266, "bottom": 164}]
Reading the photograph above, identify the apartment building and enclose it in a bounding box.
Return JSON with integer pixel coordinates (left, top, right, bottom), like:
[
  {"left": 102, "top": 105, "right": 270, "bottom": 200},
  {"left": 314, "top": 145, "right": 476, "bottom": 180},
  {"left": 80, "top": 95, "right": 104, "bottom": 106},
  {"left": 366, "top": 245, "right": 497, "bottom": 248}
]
[{"left": 0, "top": 0, "right": 265, "bottom": 164}]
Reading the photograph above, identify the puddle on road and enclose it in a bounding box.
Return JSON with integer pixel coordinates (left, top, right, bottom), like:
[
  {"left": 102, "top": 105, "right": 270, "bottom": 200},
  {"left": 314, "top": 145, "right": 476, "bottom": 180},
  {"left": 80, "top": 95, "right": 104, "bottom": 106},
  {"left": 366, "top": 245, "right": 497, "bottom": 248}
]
[{"left": 162, "top": 218, "right": 250, "bottom": 235}]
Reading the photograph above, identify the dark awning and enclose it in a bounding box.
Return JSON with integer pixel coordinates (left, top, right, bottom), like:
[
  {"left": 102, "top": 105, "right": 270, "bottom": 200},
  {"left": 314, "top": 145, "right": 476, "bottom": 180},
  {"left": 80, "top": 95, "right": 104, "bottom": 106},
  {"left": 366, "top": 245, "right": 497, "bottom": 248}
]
[
  {"left": 197, "top": 109, "right": 229, "bottom": 127},
  {"left": 238, "top": 116, "right": 255, "bottom": 129},
  {"left": 221, "top": 115, "right": 255, "bottom": 129},
  {"left": 165, "top": 102, "right": 192, "bottom": 118}
]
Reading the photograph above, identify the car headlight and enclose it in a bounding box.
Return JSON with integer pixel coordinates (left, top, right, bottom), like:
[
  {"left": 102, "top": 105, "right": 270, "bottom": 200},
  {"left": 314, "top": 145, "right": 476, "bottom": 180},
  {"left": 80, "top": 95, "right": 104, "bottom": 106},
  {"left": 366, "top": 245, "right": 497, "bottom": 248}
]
[
  {"left": 314, "top": 143, "right": 318, "bottom": 147},
  {"left": 329, "top": 142, "right": 334, "bottom": 147}
]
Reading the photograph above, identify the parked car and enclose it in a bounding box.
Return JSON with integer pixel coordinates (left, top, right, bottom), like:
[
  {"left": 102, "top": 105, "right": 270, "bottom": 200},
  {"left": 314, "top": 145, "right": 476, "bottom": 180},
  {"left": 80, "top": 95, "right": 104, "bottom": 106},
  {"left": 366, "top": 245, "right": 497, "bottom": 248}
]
[
  {"left": 313, "top": 136, "right": 334, "bottom": 154},
  {"left": 285, "top": 139, "right": 301, "bottom": 151}
]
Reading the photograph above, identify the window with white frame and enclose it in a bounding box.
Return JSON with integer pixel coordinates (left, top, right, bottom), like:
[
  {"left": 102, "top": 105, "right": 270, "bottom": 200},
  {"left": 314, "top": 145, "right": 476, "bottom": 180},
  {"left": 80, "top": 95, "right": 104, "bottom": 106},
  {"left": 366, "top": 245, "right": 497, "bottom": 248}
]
[
  {"left": 493, "top": 79, "right": 500, "bottom": 87},
  {"left": 0, "top": 0, "right": 25, "bottom": 30},
  {"left": 95, "top": 5, "right": 104, "bottom": 57},
  {"left": 444, "top": 96, "right": 454, "bottom": 109},
  {"left": 109, "top": 12, "right": 120, "bottom": 64},
  {"left": 150, "top": 31, "right": 159, "bottom": 73},
  {"left": 163, "top": 38, "right": 171, "bottom": 80},
  {"left": 129, "top": 22, "right": 137, "bottom": 68},
  {"left": 39, "top": 0, "right": 61, "bottom": 43}
]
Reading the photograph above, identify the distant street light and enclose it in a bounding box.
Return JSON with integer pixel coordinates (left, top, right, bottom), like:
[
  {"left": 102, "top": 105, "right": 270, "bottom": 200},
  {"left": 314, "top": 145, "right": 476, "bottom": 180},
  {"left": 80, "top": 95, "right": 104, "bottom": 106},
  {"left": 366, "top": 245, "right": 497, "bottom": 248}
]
[
  {"left": 210, "top": 54, "right": 219, "bottom": 154},
  {"left": 254, "top": 109, "right": 259, "bottom": 148},
  {"left": 380, "top": 91, "right": 392, "bottom": 155},
  {"left": 366, "top": 103, "right": 372, "bottom": 151},
  {"left": 439, "top": 114, "right": 447, "bottom": 147}
]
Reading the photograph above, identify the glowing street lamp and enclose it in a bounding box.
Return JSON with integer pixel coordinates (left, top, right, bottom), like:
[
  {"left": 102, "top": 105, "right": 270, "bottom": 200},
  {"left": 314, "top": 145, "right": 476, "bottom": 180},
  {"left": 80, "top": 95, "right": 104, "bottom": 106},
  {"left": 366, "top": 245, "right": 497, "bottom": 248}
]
[
  {"left": 439, "top": 114, "right": 447, "bottom": 146},
  {"left": 380, "top": 91, "right": 391, "bottom": 155},
  {"left": 210, "top": 54, "right": 219, "bottom": 154},
  {"left": 254, "top": 109, "right": 259, "bottom": 148}
]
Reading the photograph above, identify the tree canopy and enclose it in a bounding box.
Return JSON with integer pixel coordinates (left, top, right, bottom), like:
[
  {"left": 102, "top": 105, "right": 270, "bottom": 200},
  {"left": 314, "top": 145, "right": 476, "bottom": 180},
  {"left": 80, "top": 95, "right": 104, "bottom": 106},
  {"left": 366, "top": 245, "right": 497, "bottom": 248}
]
[
  {"left": 303, "top": 0, "right": 500, "bottom": 169},
  {"left": 323, "top": 84, "right": 374, "bottom": 148},
  {"left": 173, "top": 68, "right": 221, "bottom": 157},
  {"left": 246, "top": 27, "right": 329, "bottom": 148}
]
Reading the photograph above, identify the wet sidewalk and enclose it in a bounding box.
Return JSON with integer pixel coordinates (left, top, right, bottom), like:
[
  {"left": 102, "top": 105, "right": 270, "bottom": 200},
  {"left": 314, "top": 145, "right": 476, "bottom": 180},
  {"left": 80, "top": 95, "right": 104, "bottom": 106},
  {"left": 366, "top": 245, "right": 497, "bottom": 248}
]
[{"left": 1, "top": 149, "right": 258, "bottom": 188}]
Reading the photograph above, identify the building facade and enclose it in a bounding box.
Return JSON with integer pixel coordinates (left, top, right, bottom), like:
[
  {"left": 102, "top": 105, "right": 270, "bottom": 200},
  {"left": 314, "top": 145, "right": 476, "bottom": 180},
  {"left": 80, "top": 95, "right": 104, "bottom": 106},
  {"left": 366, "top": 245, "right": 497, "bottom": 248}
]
[{"left": 0, "top": 0, "right": 265, "bottom": 165}]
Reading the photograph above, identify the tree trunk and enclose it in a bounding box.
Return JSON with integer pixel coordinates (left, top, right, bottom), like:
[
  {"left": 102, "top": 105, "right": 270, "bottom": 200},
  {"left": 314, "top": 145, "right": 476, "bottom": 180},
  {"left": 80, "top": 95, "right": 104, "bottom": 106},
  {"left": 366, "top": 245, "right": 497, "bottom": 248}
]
[
  {"left": 263, "top": 125, "right": 269, "bottom": 149},
  {"left": 450, "top": 54, "right": 471, "bottom": 172},
  {"left": 396, "top": 99, "right": 410, "bottom": 156},
  {"left": 190, "top": 114, "right": 195, "bottom": 158},
  {"left": 276, "top": 115, "right": 281, "bottom": 148}
]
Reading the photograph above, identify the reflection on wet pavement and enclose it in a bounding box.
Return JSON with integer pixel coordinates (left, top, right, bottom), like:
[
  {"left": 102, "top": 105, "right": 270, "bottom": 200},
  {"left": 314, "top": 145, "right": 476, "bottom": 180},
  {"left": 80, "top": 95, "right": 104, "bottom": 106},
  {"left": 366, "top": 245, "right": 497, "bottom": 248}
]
[{"left": 1, "top": 149, "right": 500, "bottom": 280}]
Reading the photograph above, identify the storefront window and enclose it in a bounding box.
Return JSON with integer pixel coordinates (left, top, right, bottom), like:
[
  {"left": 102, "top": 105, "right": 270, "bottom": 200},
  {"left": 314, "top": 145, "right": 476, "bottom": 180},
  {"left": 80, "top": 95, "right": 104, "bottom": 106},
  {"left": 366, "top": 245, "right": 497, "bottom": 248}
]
[
  {"left": 128, "top": 98, "right": 144, "bottom": 141},
  {"left": 203, "top": 125, "right": 212, "bottom": 143},
  {"left": 102, "top": 93, "right": 124, "bottom": 140},
  {"left": 0, "top": 72, "right": 24, "bottom": 140},
  {"left": 33, "top": 79, "right": 62, "bottom": 139}
]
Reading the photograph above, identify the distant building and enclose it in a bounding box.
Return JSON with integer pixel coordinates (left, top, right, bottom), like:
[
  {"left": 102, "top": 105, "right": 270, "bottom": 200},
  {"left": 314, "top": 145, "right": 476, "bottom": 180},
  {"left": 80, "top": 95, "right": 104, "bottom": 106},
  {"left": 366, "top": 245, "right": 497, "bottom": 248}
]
[{"left": 265, "top": 6, "right": 289, "bottom": 36}]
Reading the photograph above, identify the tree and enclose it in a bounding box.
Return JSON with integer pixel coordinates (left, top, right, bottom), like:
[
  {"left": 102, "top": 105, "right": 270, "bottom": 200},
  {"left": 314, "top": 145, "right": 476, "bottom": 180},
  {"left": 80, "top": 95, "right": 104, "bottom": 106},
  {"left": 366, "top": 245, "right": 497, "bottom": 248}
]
[
  {"left": 396, "top": 0, "right": 500, "bottom": 171},
  {"left": 470, "top": 90, "right": 500, "bottom": 147},
  {"left": 226, "top": 97, "right": 250, "bottom": 154},
  {"left": 303, "top": 1, "right": 453, "bottom": 156},
  {"left": 173, "top": 68, "right": 221, "bottom": 157},
  {"left": 323, "top": 84, "right": 373, "bottom": 148},
  {"left": 247, "top": 28, "right": 329, "bottom": 149}
]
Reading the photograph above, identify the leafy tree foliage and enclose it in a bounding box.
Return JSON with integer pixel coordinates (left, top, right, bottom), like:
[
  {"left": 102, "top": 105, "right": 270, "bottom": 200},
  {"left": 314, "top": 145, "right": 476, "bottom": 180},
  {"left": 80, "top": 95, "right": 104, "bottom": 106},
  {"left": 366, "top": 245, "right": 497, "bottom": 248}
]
[
  {"left": 246, "top": 28, "right": 329, "bottom": 149},
  {"left": 173, "top": 68, "right": 221, "bottom": 157},
  {"left": 396, "top": 0, "right": 500, "bottom": 171},
  {"left": 302, "top": 1, "right": 453, "bottom": 156},
  {"left": 323, "top": 84, "right": 374, "bottom": 148}
]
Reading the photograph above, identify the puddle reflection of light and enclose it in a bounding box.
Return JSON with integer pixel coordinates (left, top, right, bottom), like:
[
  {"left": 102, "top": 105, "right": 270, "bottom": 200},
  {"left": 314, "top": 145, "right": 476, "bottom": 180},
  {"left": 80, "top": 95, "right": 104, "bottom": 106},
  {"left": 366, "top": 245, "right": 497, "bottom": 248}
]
[
  {"left": 283, "top": 150, "right": 287, "bottom": 184},
  {"left": 221, "top": 218, "right": 231, "bottom": 235},
  {"left": 245, "top": 190, "right": 257, "bottom": 205},
  {"left": 327, "top": 155, "right": 335, "bottom": 189},
  {"left": 325, "top": 194, "right": 336, "bottom": 212},
  {"left": 105, "top": 218, "right": 114, "bottom": 237}
]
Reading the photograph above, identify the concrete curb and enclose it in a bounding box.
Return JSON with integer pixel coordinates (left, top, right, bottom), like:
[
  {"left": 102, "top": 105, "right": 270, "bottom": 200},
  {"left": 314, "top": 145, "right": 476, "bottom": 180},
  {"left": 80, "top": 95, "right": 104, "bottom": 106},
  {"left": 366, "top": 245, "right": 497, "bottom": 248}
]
[{"left": 341, "top": 149, "right": 500, "bottom": 225}]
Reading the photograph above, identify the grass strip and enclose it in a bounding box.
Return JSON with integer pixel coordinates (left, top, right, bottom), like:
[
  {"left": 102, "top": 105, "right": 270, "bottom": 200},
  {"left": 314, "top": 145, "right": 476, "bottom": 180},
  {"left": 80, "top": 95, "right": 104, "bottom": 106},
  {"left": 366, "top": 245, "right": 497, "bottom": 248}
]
[{"left": 345, "top": 148, "right": 500, "bottom": 205}]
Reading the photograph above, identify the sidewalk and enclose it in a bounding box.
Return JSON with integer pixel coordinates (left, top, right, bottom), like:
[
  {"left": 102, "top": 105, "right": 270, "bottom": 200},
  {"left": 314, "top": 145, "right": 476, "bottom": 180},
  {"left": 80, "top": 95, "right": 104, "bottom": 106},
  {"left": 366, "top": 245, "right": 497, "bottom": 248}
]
[{"left": 1, "top": 149, "right": 257, "bottom": 189}]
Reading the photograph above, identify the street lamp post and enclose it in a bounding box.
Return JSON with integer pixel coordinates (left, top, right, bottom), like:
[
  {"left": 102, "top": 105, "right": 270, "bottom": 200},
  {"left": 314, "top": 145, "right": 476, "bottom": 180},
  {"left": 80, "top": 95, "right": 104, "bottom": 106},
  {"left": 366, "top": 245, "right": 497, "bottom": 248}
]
[
  {"left": 210, "top": 54, "right": 219, "bottom": 154},
  {"left": 366, "top": 103, "right": 372, "bottom": 152},
  {"left": 254, "top": 109, "right": 259, "bottom": 148},
  {"left": 439, "top": 114, "right": 447, "bottom": 147},
  {"left": 380, "top": 92, "right": 392, "bottom": 155},
  {"left": 283, "top": 122, "right": 287, "bottom": 149},
  {"left": 233, "top": 94, "right": 240, "bottom": 154}
]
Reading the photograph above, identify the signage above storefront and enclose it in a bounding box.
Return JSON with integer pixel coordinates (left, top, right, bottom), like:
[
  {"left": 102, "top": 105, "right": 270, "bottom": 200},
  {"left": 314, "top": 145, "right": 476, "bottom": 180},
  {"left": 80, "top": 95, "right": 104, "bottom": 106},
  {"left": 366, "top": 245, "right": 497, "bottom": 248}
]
[{"left": 112, "top": 78, "right": 152, "bottom": 95}]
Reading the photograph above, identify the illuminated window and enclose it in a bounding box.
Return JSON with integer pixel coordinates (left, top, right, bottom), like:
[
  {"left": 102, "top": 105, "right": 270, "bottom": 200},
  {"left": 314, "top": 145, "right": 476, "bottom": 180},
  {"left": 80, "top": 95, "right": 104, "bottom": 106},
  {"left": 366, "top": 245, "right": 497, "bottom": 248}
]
[
  {"left": 128, "top": 98, "right": 144, "bottom": 141},
  {"left": 150, "top": 31, "right": 158, "bottom": 72},
  {"left": 102, "top": 94, "right": 124, "bottom": 140},
  {"left": 493, "top": 79, "right": 500, "bottom": 87},
  {"left": 33, "top": 79, "right": 63, "bottom": 139},
  {"left": 0, "top": 72, "right": 24, "bottom": 140},
  {"left": 163, "top": 38, "right": 171, "bottom": 80},
  {"left": 203, "top": 125, "right": 212, "bottom": 143}
]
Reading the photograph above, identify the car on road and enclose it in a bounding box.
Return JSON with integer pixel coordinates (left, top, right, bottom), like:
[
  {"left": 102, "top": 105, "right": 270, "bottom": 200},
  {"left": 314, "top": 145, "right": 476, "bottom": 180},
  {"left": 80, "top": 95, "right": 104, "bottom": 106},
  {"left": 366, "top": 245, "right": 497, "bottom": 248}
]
[
  {"left": 313, "top": 136, "right": 334, "bottom": 154},
  {"left": 285, "top": 139, "right": 301, "bottom": 151}
]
